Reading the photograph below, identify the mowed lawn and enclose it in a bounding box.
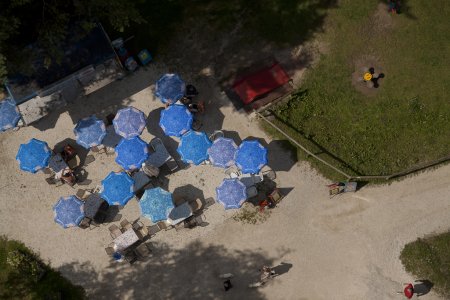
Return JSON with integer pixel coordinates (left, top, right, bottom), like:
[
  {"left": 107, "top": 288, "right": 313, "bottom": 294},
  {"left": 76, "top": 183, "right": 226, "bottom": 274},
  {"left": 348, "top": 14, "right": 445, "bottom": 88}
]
[{"left": 270, "top": 0, "right": 450, "bottom": 178}]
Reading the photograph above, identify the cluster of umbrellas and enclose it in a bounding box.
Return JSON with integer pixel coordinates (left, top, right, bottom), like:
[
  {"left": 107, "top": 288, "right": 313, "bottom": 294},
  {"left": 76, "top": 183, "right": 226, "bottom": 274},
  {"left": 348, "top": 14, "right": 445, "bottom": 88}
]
[{"left": 16, "top": 73, "right": 271, "bottom": 229}]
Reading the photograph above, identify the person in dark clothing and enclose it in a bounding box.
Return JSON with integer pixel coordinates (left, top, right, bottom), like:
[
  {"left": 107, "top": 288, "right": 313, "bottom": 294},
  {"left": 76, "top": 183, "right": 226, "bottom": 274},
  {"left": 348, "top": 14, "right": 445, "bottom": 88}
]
[
  {"left": 223, "top": 279, "right": 233, "bottom": 291},
  {"left": 185, "top": 84, "right": 199, "bottom": 100}
]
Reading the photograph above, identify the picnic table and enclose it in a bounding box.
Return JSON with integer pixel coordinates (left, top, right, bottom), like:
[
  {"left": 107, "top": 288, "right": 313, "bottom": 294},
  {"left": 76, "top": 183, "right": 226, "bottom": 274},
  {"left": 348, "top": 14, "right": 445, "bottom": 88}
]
[
  {"left": 84, "top": 193, "right": 107, "bottom": 220},
  {"left": 113, "top": 229, "right": 140, "bottom": 252},
  {"left": 239, "top": 173, "right": 263, "bottom": 187},
  {"left": 167, "top": 202, "right": 193, "bottom": 225},
  {"left": 48, "top": 153, "right": 69, "bottom": 179},
  {"left": 132, "top": 171, "right": 151, "bottom": 193},
  {"left": 145, "top": 144, "right": 171, "bottom": 167},
  {"left": 102, "top": 125, "right": 122, "bottom": 148}
]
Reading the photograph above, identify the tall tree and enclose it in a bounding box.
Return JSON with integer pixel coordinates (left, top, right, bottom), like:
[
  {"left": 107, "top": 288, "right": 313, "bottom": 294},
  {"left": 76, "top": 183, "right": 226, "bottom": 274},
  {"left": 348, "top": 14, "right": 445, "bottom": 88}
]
[{"left": 0, "top": 0, "right": 143, "bottom": 83}]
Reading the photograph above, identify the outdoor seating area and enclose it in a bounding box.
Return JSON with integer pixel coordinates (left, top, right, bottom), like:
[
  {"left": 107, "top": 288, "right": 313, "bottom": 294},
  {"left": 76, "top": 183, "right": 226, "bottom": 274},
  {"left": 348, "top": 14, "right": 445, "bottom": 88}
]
[{"left": 12, "top": 72, "right": 284, "bottom": 266}]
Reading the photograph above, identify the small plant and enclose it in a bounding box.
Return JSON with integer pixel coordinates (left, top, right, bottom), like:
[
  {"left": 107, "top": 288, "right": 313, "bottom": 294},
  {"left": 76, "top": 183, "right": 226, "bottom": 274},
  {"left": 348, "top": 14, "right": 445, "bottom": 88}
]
[{"left": 233, "top": 203, "right": 271, "bottom": 224}]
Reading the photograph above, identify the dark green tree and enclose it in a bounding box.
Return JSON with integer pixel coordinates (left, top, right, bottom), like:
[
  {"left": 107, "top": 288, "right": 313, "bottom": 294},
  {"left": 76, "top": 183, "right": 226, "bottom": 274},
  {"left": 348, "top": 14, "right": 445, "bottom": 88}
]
[{"left": 0, "top": 0, "right": 144, "bottom": 83}]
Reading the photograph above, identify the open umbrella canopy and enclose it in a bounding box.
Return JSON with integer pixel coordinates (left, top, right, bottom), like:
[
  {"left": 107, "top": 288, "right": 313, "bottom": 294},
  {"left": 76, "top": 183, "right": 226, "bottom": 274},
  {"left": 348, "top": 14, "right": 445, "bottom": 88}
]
[
  {"left": 53, "top": 195, "right": 85, "bottom": 228},
  {"left": 0, "top": 99, "right": 21, "bottom": 132},
  {"left": 16, "top": 138, "right": 51, "bottom": 173},
  {"left": 177, "top": 131, "right": 212, "bottom": 165},
  {"left": 155, "top": 73, "right": 186, "bottom": 104},
  {"left": 115, "top": 137, "right": 149, "bottom": 170},
  {"left": 216, "top": 178, "right": 247, "bottom": 210},
  {"left": 139, "top": 187, "right": 174, "bottom": 222},
  {"left": 159, "top": 104, "right": 193, "bottom": 137},
  {"left": 113, "top": 107, "right": 146, "bottom": 139},
  {"left": 73, "top": 115, "right": 106, "bottom": 149},
  {"left": 100, "top": 172, "right": 135, "bottom": 206},
  {"left": 235, "top": 140, "right": 268, "bottom": 174},
  {"left": 207, "top": 137, "right": 238, "bottom": 168}
]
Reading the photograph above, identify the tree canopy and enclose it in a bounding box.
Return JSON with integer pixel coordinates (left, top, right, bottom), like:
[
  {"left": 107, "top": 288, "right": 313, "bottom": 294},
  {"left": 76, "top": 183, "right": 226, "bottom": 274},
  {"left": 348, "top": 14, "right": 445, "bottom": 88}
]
[{"left": 0, "top": 0, "right": 144, "bottom": 83}]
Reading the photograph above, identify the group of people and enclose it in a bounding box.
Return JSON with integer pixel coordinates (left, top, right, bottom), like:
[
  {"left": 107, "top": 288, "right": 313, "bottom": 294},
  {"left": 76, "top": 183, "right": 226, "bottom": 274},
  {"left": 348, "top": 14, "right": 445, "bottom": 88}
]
[
  {"left": 59, "top": 145, "right": 77, "bottom": 186},
  {"left": 164, "top": 84, "right": 205, "bottom": 114}
]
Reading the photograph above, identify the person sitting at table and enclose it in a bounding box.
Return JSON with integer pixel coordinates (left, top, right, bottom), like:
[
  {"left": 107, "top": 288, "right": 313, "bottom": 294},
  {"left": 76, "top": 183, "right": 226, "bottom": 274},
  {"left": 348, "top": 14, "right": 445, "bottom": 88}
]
[
  {"left": 61, "top": 145, "right": 76, "bottom": 162},
  {"left": 61, "top": 168, "right": 76, "bottom": 186},
  {"left": 188, "top": 101, "right": 205, "bottom": 114}
]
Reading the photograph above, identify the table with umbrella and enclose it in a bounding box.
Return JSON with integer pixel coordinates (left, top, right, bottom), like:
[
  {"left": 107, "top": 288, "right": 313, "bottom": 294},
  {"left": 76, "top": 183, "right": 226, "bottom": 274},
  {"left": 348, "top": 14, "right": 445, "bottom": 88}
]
[
  {"left": 216, "top": 178, "right": 247, "bottom": 210},
  {"left": 159, "top": 104, "right": 193, "bottom": 137},
  {"left": 115, "top": 136, "right": 149, "bottom": 170},
  {"left": 73, "top": 115, "right": 106, "bottom": 149},
  {"left": 16, "top": 138, "right": 52, "bottom": 173},
  {"left": 113, "top": 107, "right": 146, "bottom": 139},
  {"left": 155, "top": 73, "right": 186, "bottom": 105},
  {"left": 207, "top": 137, "right": 238, "bottom": 168},
  {"left": 177, "top": 131, "right": 212, "bottom": 165},
  {"left": 53, "top": 195, "right": 85, "bottom": 228},
  {"left": 100, "top": 172, "right": 135, "bottom": 206},
  {"left": 235, "top": 140, "right": 268, "bottom": 174},
  {"left": 139, "top": 187, "right": 174, "bottom": 223},
  {"left": 0, "top": 99, "right": 21, "bottom": 132}
]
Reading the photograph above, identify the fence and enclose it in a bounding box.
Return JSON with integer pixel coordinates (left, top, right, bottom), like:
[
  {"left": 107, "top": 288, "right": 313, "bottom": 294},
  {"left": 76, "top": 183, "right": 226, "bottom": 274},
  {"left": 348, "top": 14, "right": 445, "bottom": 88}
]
[{"left": 256, "top": 111, "right": 450, "bottom": 181}]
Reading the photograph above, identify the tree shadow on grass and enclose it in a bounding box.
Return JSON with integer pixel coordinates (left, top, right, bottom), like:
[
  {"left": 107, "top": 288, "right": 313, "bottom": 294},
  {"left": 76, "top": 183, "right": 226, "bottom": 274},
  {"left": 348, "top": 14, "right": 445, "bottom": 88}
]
[{"left": 58, "top": 240, "right": 284, "bottom": 299}]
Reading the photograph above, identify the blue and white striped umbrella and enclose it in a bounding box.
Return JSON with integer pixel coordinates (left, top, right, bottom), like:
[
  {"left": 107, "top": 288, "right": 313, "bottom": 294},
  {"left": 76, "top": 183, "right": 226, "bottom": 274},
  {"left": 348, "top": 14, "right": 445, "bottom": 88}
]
[
  {"left": 16, "top": 138, "right": 52, "bottom": 173},
  {"left": 207, "top": 137, "right": 238, "bottom": 168},
  {"left": 234, "top": 140, "right": 268, "bottom": 174},
  {"left": 155, "top": 73, "right": 186, "bottom": 104},
  {"left": 73, "top": 115, "right": 106, "bottom": 149},
  {"left": 113, "top": 107, "right": 147, "bottom": 139},
  {"left": 216, "top": 178, "right": 247, "bottom": 210},
  {"left": 100, "top": 172, "right": 135, "bottom": 206},
  {"left": 139, "top": 187, "right": 174, "bottom": 222},
  {"left": 0, "top": 99, "right": 21, "bottom": 132},
  {"left": 115, "top": 137, "right": 149, "bottom": 170},
  {"left": 177, "top": 131, "right": 212, "bottom": 165},
  {"left": 159, "top": 104, "right": 193, "bottom": 137},
  {"left": 53, "top": 195, "right": 85, "bottom": 228}
]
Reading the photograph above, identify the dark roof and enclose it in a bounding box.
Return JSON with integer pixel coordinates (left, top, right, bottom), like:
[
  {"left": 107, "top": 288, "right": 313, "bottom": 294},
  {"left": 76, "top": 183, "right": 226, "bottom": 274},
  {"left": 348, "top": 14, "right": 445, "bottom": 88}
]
[{"left": 6, "top": 24, "right": 116, "bottom": 104}]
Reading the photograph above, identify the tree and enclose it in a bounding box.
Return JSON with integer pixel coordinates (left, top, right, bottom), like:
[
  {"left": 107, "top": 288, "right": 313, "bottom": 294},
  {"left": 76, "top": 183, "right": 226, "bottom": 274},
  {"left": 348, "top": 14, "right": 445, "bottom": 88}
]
[{"left": 0, "top": 0, "right": 144, "bottom": 83}]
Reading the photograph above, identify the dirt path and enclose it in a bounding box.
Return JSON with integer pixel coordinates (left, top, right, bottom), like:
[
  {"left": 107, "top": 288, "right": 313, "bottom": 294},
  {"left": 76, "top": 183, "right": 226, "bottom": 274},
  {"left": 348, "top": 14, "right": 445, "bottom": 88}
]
[{"left": 1, "top": 4, "right": 448, "bottom": 300}]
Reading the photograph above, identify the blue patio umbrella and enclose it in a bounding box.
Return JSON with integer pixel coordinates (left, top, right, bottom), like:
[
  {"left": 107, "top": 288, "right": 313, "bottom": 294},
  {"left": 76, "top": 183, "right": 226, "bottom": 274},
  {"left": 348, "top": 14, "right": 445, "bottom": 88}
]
[
  {"left": 177, "top": 131, "right": 212, "bottom": 165},
  {"left": 113, "top": 107, "right": 147, "bottom": 139},
  {"left": 216, "top": 178, "right": 247, "bottom": 210},
  {"left": 155, "top": 73, "right": 186, "bottom": 104},
  {"left": 53, "top": 195, "right": 85, "bottom": 228},
  {"left": 234, "top": 140, "right": 268, "bottom": 174},
  {"left": 100, "top": 172, "right": 135, "bottom": 206},
  {"left": 139, "top": 187, "right": 174, "bottom": 222},
  {"left": 207, "top": 137, "right": 238, "bottom": 168},
  {"left": 159, "top": 104, "right": 193, "bottom": 137},
  {"left": 115, "top": 136, "right": 149, "bottom": 170},
  {"left": 73, "top": 115, "right": 106, "bottom": 149},
  {"left": 0, "top": 99, "right": 21, "bottom": 132},
  {"left": 16, "top": 138, "right": 51, "bottom": 173}
]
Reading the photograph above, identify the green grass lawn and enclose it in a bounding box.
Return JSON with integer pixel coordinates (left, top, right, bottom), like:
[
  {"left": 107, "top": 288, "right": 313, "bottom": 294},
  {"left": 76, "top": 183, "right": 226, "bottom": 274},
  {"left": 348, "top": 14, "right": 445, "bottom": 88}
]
[
  {"left": 0, "top": 236, "right": 85, "bottom": 300},
  {"left": 400, "top": 232, "right": 450, "bottom": 298},
  {"left": 269, "top": 0, "right": 450, "bottom": 179}
]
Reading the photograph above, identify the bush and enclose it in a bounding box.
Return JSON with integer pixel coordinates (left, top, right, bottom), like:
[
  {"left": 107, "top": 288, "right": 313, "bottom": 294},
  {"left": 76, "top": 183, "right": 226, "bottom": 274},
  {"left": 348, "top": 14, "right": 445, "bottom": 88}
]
[
  {"left": 0, "top": 236, "right": 86, "bottom": 300},
  {"left": 400, "top": 233, "right": 450, "bottom": 298}
]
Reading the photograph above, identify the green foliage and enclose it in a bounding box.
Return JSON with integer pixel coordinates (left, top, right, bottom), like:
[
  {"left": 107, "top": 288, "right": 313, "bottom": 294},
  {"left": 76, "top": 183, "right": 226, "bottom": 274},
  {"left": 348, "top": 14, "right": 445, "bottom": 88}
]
[
  {"left": 0, "top": 0, "right": 144, "bottom": 82},
  {"left": 400, "top": 233, "right": 450, "bottom": 297},
  {"left": 267, "top": 0, "right": 450, "bottom": 180},
  {"left": 0, "top": 236, "right": 85, "bottom": 300}
]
